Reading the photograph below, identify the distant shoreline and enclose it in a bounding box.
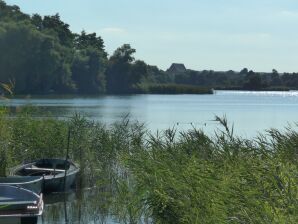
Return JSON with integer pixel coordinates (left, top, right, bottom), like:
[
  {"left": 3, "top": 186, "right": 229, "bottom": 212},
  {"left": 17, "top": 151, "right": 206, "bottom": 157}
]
[
  {"left": 214, "top": 86, "right": 292, "bottom": 92},
  {"left": 4, "top": 88, "right": 298, "bottom": 100}
]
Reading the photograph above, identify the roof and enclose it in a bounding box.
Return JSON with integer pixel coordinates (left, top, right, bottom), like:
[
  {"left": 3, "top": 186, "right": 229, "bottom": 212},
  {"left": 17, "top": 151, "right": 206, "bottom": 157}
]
[{"left": 166, "top": 63, "right": 187, "bottom": 74}]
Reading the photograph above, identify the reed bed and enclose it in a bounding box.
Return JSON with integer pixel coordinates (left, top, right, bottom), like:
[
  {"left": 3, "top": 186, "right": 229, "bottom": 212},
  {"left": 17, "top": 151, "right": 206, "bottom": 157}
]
[{"left": 0, "top": 107, "right": 297, "bottom": 223}]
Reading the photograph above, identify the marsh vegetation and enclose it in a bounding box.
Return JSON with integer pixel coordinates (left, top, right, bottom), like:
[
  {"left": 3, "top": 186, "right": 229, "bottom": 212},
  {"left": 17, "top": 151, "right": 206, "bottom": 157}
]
[{"left": 0, "top": 107, "right": 297, "bottom": 223}]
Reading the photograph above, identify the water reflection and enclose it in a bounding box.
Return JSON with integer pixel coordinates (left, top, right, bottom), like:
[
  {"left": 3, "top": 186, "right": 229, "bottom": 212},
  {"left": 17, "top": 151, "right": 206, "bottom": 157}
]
[
  {"left": 39, "top": 189, "right": 119, "bottom": 224},
  {"left": 1, "top": 91, "right": 298, "bottom": 137}
]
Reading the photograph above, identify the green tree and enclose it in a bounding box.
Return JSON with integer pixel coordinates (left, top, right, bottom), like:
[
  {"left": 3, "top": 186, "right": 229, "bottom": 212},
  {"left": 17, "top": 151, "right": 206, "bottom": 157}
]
[
  {"left": 31, "top": 14, "right": 43, "bottom": 31},
  {"left": 243, "top": 71, "right": 264, "bottom": 90},
  {"left": 0, "top": 1, "right": 30, "bottom": 22},
  {"left": 72, "top": 49, "right": 106, "bottom": 94},
  {"left": 240, "top": 68, "right": 249, "bottom": 75},
  {"left": 0, "top": 22, "right": 74, "bottom": 94},
  {"left": 146, "top": 65, "right": 172, "bottom": 83},
  {"left": 106, "top": 44, "right": 137, "bottom": 94},
  {"left": 74, "top": 31, "right": 106, "bottom": 55},
  {"left": 42, "top": 14, "right": 74, "bottom": 47},
  {"left": 71, "top": 31, "right": 107, "bottom": 94},
  {"left": 270, "top": 69, "right": 281, "bottom": 86}
]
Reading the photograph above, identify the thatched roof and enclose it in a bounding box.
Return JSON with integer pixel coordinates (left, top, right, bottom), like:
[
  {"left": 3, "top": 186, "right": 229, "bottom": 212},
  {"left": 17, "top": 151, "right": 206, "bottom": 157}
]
[{"left": 166, "top": 63, "right": 187, "bottom": 74}]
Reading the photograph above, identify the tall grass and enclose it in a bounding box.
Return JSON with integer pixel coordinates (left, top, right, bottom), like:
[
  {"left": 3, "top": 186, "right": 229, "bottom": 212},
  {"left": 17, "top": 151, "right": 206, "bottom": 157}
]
[
  {"left": 116, "top": 119, "right": 298, "bottom": 223},
  {"left": 0, "top": 109, "right": 297, "bottom": 223}
]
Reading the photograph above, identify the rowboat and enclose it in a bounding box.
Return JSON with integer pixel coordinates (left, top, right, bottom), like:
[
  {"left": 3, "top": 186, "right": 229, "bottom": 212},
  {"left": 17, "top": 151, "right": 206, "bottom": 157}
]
[
  {"left": 11, "top": 158, "right": 79, "bottom": 193},
  {"left": 0, "top": 185, "right": 43, "bottom": 224},
  {"left": 0, "top": 176, "right": 43, "bottom": 194}
]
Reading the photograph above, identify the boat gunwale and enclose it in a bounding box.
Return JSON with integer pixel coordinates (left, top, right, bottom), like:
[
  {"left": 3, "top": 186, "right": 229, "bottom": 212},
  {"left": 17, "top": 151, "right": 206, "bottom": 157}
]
[
  {"left": 11, "top": 158, "right": 80, "bottom": 177},
  {"left": 0, "top": 176, "right": 43, "bottom": 185}
]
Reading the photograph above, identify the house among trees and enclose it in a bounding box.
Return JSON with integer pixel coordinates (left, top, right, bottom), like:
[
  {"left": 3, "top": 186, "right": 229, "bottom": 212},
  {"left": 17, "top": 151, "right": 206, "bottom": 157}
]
[{"left": 166, "top": 63, "right": 187, "bottom": 75}]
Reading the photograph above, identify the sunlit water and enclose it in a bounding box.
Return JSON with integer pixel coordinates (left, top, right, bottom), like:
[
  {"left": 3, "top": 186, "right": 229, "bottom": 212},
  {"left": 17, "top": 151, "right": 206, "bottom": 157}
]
[
  {"left": 1, "top": 90, "right": 298, "bottom": 138},
  {"left": 1, "top": 90, "right": 298, "bottom": 223}
]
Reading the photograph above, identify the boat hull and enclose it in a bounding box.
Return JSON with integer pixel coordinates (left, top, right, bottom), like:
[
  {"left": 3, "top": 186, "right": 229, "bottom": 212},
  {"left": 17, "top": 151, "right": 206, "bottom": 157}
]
[
  {"left": 0, "top": 185, "right": 43, "bottom": 224},
  {"left": 0, "top": 216, "right": 38, "bottom": 224},
  {"left": 11, "top": 158, "right": 80, "bottom": 193},
  {"left": 0, "top": 177, "right": 43, "bottom": 194},
  {"left": 43, "top": 169, "right": 78, "bottom": 193}
]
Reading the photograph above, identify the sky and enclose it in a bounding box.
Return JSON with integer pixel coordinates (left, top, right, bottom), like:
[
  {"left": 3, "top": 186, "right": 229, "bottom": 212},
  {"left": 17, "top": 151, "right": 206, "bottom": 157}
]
[{"left": 5, "top": 0, "right": 298, "bottom": 72}]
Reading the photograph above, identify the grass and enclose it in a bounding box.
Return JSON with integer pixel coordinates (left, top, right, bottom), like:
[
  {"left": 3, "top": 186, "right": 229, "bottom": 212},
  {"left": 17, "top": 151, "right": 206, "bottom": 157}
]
[
  {"left": 0, "top": 108, "right": 297, "bottom": 223},
  {"left": 133, "top": 83, "right": 213, "bottom": 94}
]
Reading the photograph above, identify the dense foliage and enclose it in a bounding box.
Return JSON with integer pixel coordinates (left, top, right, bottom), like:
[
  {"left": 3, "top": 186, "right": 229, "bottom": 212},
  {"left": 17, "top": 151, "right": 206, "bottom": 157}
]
[
  {"left": 0, "top": 1, "right": 171, "bottom": 95},
  {"left": 174, "top": 68, "right": 298, "bottom": 91},
  {"left": 0, "top": 108, "right": 298, "bottom": 223},
  {"left": 1, "top": 1, "right": 297, "bottom": 95}
]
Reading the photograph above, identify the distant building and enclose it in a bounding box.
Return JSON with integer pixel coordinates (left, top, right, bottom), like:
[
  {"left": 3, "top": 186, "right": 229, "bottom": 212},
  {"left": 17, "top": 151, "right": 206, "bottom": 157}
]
[{"left": 166, "top": 63, "right": 187, "bottom": 74}]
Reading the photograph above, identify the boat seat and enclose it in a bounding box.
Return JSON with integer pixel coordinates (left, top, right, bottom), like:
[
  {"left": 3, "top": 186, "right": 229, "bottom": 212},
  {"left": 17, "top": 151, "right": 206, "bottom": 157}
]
[
  {"left": 24, "top": 167, "right": 65, "bottom": 172},
  {"left": 0, "top": 200, "right": 36, "bottom": 205},
  {"left": 0, "top": 196, "right": 14, "bottom": 201}
]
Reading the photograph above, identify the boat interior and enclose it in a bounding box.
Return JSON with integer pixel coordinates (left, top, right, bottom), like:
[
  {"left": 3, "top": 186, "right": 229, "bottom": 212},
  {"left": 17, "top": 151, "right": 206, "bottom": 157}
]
[{"left": 15, "top": 160, "right": 71, "bottom": 177}]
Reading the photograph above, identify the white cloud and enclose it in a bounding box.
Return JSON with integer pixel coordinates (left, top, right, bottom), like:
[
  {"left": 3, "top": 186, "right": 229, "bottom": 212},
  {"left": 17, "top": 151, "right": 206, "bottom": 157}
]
[{"left": 100, "top": 27, "right": 127, "bottom": 34}]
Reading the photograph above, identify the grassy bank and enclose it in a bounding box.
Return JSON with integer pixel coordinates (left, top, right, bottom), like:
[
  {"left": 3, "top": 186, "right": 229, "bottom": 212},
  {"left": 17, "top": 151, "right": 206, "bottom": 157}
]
[
  {"left": 134, "top": 84, "right": 213, "bottom": 94},
  {"left": 0, "top": 109, "right": 297, "bottom": 223}
]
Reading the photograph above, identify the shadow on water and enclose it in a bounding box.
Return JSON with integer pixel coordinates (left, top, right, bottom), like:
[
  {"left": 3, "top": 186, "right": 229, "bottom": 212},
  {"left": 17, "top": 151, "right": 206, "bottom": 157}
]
[{"left": 38, "top": 188, "right": 119, "bottom": 224}]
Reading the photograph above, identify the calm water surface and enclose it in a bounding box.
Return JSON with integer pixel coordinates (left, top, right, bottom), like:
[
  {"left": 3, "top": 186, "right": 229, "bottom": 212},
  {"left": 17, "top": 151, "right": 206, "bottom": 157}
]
[
  {"left": 2, "top": 90, "right": 298, "bottom": 223},
  {"left": 2, "top": 90, "right": 298, "bottom": 137}
]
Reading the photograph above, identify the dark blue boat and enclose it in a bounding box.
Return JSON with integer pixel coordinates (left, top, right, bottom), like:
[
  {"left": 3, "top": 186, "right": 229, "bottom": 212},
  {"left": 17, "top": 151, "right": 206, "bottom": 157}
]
[
  {"left": 0, "top": 185, "right": 43, "bottom": 224},
  {"left": 0, "top": 176, "right": 43, "bottom": 194}
]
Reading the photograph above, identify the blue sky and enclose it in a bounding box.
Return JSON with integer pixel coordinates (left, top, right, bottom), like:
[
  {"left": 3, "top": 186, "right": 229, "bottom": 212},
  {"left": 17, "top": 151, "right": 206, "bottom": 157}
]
[{"left": 5, "top": 0, "right": 298, "bottom": 72}]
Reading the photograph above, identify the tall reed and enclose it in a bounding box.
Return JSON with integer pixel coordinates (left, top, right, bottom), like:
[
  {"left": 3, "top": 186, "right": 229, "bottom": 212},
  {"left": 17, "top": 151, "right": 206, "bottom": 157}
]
[{"left": 0, "top": 110, "right": 297, "bottom": 223}]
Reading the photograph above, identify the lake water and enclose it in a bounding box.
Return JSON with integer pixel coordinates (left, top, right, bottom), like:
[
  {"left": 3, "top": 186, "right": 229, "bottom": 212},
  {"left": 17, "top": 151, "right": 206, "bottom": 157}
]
[
  {"left": 2, "top": 90, "right": 298, "bottom": 223},
  {"left": 2, "top": 90, "right": 298, "bottom": 138}
]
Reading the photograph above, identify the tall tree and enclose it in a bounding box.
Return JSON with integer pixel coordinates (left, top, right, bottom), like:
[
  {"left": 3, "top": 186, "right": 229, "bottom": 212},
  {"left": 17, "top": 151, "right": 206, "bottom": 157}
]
[
  {"left": 0, "top": 1, "right": 30, "bottom": 22},
  {"left": 106, "top": 44, "right": 141, "bottom": 94},
  {"left": 31, "top": 14, "right": 43, "bottom": 31},
  {"left": 270, "top": 69, "right": 281, "bottom": 86},
  {"left": 0, "top": 22, "right": 74, "bottom": 94},
  {"left": 42, "top": 14, "right": 74, "bottom": 47},
  {"left": 74, "top": 31, "right": 106, "bottom": 55},
  {"left": 243, "top": 71, "right": 264, "bottom": 90},
  {"left": 72, "top": 49, "right": 106, "bottom": 94},
  {"left": 71, "top": 31, "right": 107, "bottom": 94}
]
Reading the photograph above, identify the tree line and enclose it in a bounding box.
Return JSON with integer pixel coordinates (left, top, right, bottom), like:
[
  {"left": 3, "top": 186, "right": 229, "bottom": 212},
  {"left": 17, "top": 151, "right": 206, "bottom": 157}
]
[
  {"left": 0, "top": 1, "right": 297, "bottom": 95},
  {"left": 0, "top": 1, "right": 171, "bottom": 95},
  {"left": 174, "top": 68, "right": 298, "bottom": 91}
]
